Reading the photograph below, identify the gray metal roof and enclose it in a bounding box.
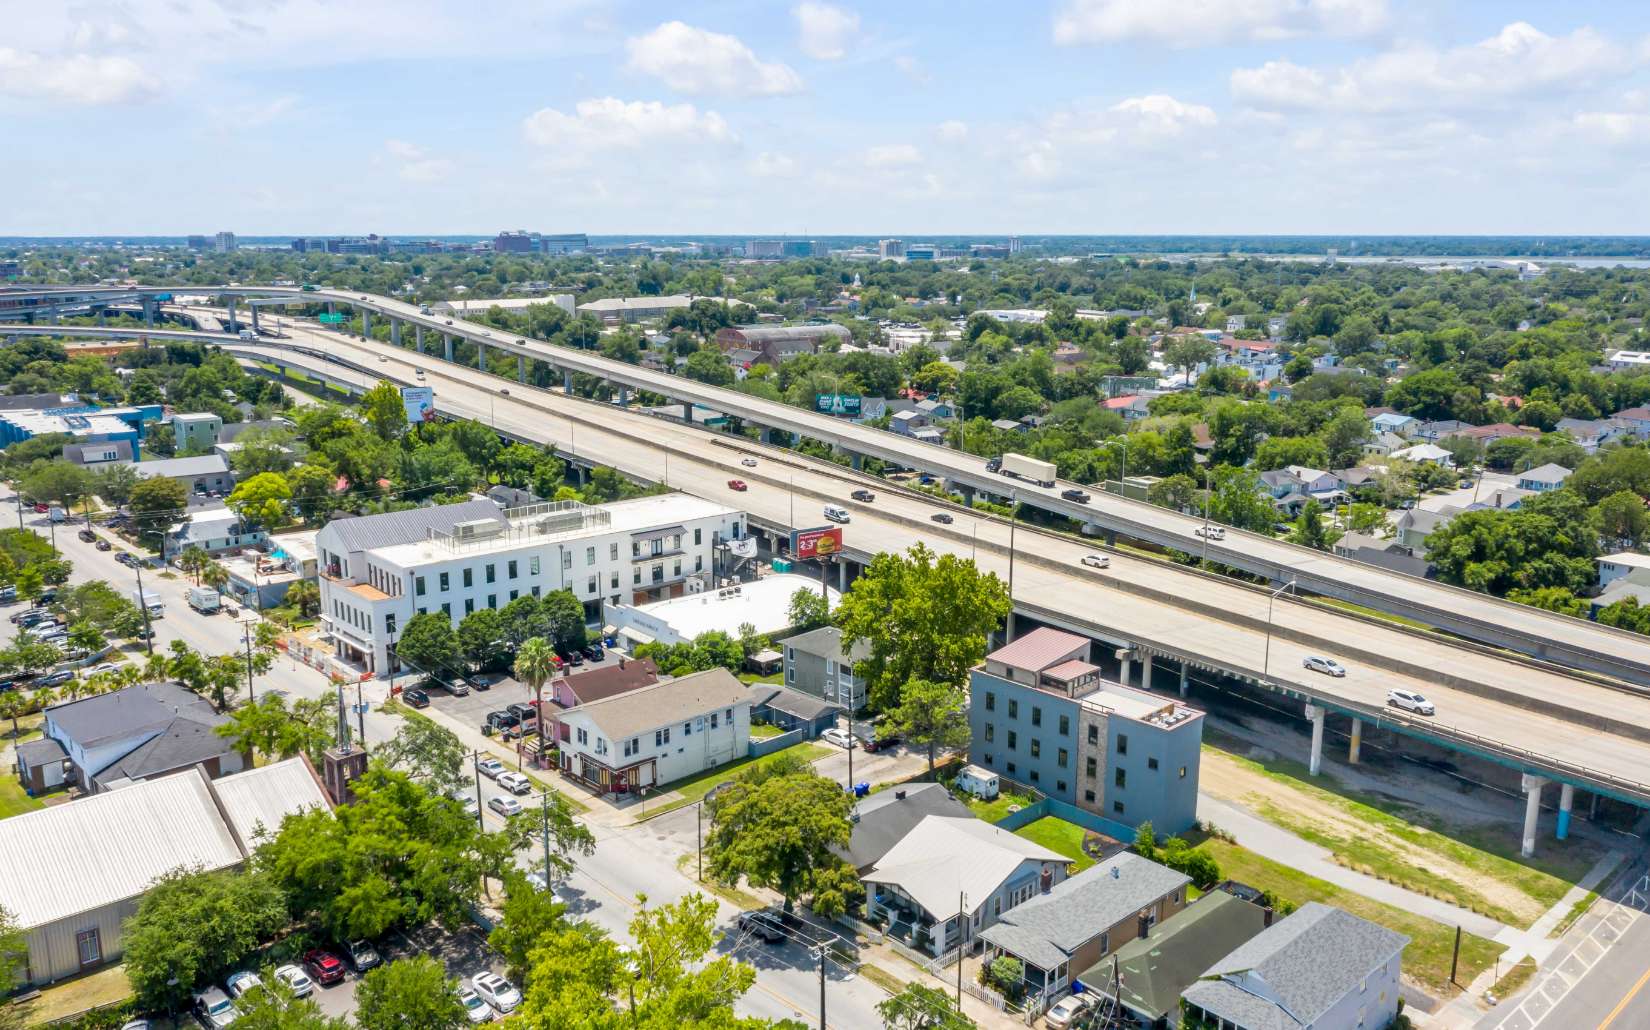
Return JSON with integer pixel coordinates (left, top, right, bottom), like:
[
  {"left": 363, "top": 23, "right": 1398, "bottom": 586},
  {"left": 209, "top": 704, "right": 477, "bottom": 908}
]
[
  {"left": 122, "top": 454, "right": 230, "bottom": 478},
  {"left": 48, "top": 681, "right": 224, "bottom": 751},
  {"left": 15, "top": 736, "right": 67, "bottom": 767},
  {"left": 1184, "top": 902, "right": 1409, "bottom": 1029},
  {"left": 980, "top": 853, "right": 1189, "bottom": 971},
  {"left": 564, "top": 667, "right": 751, "bottom": 742},
  {"left": 748, "top": 683, "right": 843, "bottom": 723},
  {"left": 322, "top": 499, "right": 506, "bottom": 554},
  {"left": 779, "top": 626, "right": 869, "bottom": 663},
  {"left": 724, "top": 325, "right": 851, "bottom": 343},
  {"left": 838, "top": 783, "right": 974, "bottom": 871}
]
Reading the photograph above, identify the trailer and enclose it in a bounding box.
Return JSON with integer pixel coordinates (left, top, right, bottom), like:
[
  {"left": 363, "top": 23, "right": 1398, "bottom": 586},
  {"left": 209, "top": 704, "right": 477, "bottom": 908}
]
[
  {"left": 186, "top": 585, "right": 221, "bottom": 614},
  {"left": 1000, "top": 452, "right": 1057, "bottom": 488}
]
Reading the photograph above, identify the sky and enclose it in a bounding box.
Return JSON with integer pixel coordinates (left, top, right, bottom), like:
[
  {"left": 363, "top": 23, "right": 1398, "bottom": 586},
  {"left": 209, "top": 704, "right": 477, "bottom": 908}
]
[{"left": 4, "top": 0, "right": 1650, "bottom": 237}]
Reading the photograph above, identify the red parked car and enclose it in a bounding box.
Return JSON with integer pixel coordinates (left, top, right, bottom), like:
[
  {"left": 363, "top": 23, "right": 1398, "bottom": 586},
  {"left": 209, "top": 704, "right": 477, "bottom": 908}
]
[
  {"left": 727, "top": 479, "right": 747, "bottom": 491},
  {"left": 301, "top": 949, "right": 346, "bottom": 986}
]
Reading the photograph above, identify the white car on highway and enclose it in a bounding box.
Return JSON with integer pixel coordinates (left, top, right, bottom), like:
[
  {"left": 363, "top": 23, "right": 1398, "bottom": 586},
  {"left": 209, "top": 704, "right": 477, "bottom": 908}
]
[
  {"left": 1080, "top": 554, "right": 1110, "bottom": 570},
  {"left": 1194, "top": 525, "right": 1226, "bottom": 540},
  {"left": 1387, "top": 689, "right": 1435, "bottom": 715},
  {"left": 1303, "top": 655, "right": 1347, "bottom": 677}
]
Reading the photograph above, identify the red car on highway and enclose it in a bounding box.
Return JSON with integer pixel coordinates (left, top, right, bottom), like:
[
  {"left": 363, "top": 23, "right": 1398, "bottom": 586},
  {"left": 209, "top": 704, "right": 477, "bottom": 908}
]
[
  {"left": 301, "top": 949, "right": 346, "bottom": 986},
  {"left": 727, "top": 479, "right": 747, "bottom": 491}
]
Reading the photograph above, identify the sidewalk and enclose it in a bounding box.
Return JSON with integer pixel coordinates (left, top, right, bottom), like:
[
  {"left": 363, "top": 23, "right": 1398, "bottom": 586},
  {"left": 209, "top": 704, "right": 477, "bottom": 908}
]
[{"left": 858, "top": 940, "right": 1029, "bottom": 1030}]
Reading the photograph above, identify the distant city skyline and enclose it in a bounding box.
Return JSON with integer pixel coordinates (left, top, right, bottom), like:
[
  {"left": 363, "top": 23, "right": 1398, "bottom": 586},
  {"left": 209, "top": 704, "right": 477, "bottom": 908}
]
[{"left": 4, "top": 1, "right": 1649, "bottom": 236}]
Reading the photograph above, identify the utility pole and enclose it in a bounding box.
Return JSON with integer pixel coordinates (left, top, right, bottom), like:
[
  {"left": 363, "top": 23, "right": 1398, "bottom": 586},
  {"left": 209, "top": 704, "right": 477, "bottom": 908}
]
[
  {"left": 696, "top": 800, "right": 704, "bottom": 881},
  {"left": 242, "top": 619, "right": 257, "bottom": 701},
  {"left": 956, "top": 891, "right": 966, "bottom": 1013},
  {"left": 471, "top": 750, "right": 485, "bottom": 830},
  {"left": 133, "top": 561, "right": 153, "bottom": 654},
  {"left": 814, "top": 946, "right": 827, "bottom": 1030},
  {"left": 1007, "top": 491, "right": 1017, "bottom": 600},
  {"left": 540, "top": 790, "right": 553, "bottom": 886}
]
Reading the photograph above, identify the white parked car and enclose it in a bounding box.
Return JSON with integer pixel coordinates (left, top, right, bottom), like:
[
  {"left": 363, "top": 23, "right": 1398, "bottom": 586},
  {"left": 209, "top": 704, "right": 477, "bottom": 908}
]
[
  {"left": 476, "top": 757, "right": 506, "bottom": 780},
  {"left": 1194, "top": 525, "right": 1226, "bottom": 540},
  {"left": 456, "top": 794, "right": 481, "bottom": 819},
  {"left": 1080, "top": 553, "right": 1110, "bottom": 570},
  {"left": 224, "top": 971, "right": 263, "bottom": 998},
  {"left": 273, "top": 964, "right": 313, "bottom": 998},
  {"left": 194, "top": 987, "right": 239, "bottom": 1030},
  {"left": 457, "top": 986, "right": 493, "bottom": 1024},
  {"left": 1044, "top": 993, "right": 1096, "bottom": 1029},
  {"left": 821, "top": 727, "right": 855, "bottom": 749},
  {"left": 471, "top": 972, "right": 522, "bottom": 1014},
  {"left": 488, "top": 795, "right": 523, "bottom": 818},
  {"left": 1387, "top": 688, "right": 1435, "bottom": 715},
  {"left": 496, "top": 771, "right": 531, "bottom": 795},
  {"left": 1302, "top": 655, "right": 1347, "bottom": 677}
]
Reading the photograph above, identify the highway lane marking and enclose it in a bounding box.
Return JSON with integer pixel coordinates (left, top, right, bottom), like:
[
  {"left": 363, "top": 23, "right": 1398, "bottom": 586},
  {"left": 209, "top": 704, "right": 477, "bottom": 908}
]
[{"left": 1597, "top": 960, "right": 1650, "bottom": 1030}]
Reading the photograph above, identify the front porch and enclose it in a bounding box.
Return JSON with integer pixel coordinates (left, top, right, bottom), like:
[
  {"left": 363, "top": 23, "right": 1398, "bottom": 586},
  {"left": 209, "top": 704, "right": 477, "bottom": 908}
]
[
  {"left": 558, "top": 750, "right": 658, "bottom": 795},
  {"left": 867, "top": 884, "right": 966, "bottom": 959},
  {"left": 981, "top": 940, "right": 1072, "bottom": 1008}
]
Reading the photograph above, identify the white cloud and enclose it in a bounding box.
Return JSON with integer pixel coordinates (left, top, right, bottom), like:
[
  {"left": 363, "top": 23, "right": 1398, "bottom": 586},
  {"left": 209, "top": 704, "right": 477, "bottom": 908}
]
[
  {"left": 1573, "top": 110, "right": 1650, "bottom": 145},
  {"left": 864, "top": 143, "right": 922, "bottom": 168},
  {"left": 626, "top": 21, "right": 802, "bottom": 97},
  {"left": 1010, "top": 94, "right": 1217, "bottom": 183},
  {"left": 522, "top": 97, "right": 737, "bottom": 164},
  {"left": 1232, "top": 22, "right": 1635, "bottom": 112},
  {"left": 937, "top": 119, "right": 969, "bottom": 142},
  {"left": 1054, "top": 0, "right": 1386, "bottom": 47},
  {"left": 795, "top": 3, "right": 860, "bottom": 61},
  {"left": 0, "top": 47, "right": 159, "bottom": 105},
  {"left": 383, "top": 139, "right": 453, "bottom": 183},
  {"left": 753, "top": 151, "right": 799, "bottom": 177},
  {"left": 1108, "top": 94, "right": 1218, "bottom": 133},
  {"left": 894, "top": 55, "right": 931, "bottom": 85}
]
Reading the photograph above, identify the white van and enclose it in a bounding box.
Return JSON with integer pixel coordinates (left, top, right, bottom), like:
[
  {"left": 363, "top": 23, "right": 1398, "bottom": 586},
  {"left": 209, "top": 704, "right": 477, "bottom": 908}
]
[{"left": 823, "top": 505, "right": 851, "bottom": 524}]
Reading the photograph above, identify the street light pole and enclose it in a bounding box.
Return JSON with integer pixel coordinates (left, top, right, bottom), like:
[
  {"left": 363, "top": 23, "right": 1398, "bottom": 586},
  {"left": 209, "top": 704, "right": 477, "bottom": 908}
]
[
  {"left": 242, "top": 619, "right": 257, "bottom": 701},
  {"left": 1007, "top": 491, "right": 1017, "bottom": 601},
  {"left": 1263, "top": 579, "right": 1296, "bottom": 681},
  {"left": 133, "top": 561, "right": 154, "bottom": 655}
]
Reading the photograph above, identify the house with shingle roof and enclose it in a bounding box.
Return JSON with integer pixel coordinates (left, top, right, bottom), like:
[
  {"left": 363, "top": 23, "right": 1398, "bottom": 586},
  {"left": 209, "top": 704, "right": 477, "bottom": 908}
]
[{"left": 555, "top": 668, "right": 752, "bottom": 794}]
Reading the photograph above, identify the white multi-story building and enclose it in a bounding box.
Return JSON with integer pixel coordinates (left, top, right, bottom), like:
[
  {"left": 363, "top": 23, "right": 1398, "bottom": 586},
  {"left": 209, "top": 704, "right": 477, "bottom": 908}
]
[{"left": 316, "top": 495, "right": 746, "bottom": 674}]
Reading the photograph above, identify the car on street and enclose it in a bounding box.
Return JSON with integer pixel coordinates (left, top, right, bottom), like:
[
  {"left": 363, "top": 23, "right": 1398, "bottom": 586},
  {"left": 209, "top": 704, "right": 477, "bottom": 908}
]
[
  {"left": 445, "top": 677, "right": 470, "bottom": 696},
  {"left": 737, "top": 911, "right": 786, "bottom": 944},
  {"left": 1302, "top": 655, "right": 1347, "bottom": 677},
  {"left": 471, "top": 972, "right": 522, "bottom": 1014},
  {"left": 1459, "top": 479, "right": 1474, "bottom": 489},
  {"left": 930, "top": 512, "right": 954, "bottom": 524},
  {"left": 1387, "top": 688, "right": 1435, "bottom": 715},
  {"left": 415, "top": 368, "right": 426, "bottom": 380},
  {"left": 86, "top": 663, "right": 117, "bottom": 676},
  {"left": 484, "top": 711, "right": 520, "bottom": 735},
  {"left": 378, "top": 354, "right": 388, "bottom": 362},
  {"left": 457, "top": 986, "right": 493, "bottom": 1024},
  {"left": 821, "top": 727, "right": 855, "bottom": 749},
  {"left": 862, "top": 729, "right": 901, "bottom": 753},
  {"left": 402, "top": 687, "right": 430, "bottom": 708},
  {"left": 302, "top": 949, "right": 346, "bottom": 986},
  {"left": 583, "top": 643, "right": 604, "bottom": 661},
  {"left": 193, "top": 987, "right": 238, "bottom": 1030},
  {"left": 476, "top": 757, "right": 506, "bottom": 779},
  {"left": 499, "top": 388, "right": 509, "bottom": 396},
  {"left": 95, "top": 538, "right": 111, "bottom": 551},
  {"left": 850, "top": 489, "right": 876, "bottom": 502},
  {"left": 741, "top": 457, "right": 758, "bottom": 467},
  {"left": 1080, "top": 553, "right": 1110, "bottom": 570},
  {"left": 455, "top": 793, "right": 481, "bottom": 819},
  {"left": 273, "top": 965, "right": 314, "bottom": 998},
  {"left": 497, "top": 771, "right": 532, "bottom": 795},
  {"left": 37, "top": 671, "right": 74, "bottom": 687},
  {"left": 224, "top": 971, "right": 263, "bottom": 998},
  {"left": 78, "top": 528, "right": 95, "bottom": 542},
  {"left": 1061, "top": 488, "right": 1091, "bottom": 503},
  {"left": 727, "top": 479, "right": 747, "bottom": 491},
  {"left": 346, "top": 940, "right": 382, "bottom": 972},
  {"left": 1194, "top": 525, "right": 1226, "bottom": 540},
  {"left": 1044, "top": 993, "right": 1097, "bottom": 1029},
  {"left": 489, "top": 795, "right": 524, "bottom": 818}
]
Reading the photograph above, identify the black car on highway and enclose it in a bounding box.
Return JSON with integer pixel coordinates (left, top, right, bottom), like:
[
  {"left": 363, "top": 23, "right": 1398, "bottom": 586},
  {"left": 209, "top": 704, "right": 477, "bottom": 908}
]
[
  {"left": 931, "top": 513, "right": 954, "bottom": 524},
  {"left": 1061, "top": 488, "right": 1091, "bottom": 503},
  {"left": 850, "top": 489, "right": 875, "bottom": 502}
]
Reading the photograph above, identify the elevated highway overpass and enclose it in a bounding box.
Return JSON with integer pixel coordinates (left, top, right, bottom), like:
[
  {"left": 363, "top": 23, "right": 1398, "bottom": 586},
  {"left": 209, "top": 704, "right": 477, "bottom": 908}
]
[
  {"left": 8, "top": 317, "right": 1650, "bottom": 846},
  {"left": 6, "top": 282, "right": 1644, "bottom": 689}
]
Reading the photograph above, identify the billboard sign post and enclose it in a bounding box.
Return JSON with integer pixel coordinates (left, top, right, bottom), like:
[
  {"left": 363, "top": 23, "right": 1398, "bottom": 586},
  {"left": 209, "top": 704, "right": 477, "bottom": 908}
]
[
  {"left": 791, "top": 526, "right": 844, "bottom": 560},
  {"left": 400, "top": 386, "right": 436, "bottom": 425}
]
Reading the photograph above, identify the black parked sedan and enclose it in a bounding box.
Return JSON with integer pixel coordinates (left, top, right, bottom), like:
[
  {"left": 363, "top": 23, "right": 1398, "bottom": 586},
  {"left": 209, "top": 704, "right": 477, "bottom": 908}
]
[{"left": 402, "top": 687, "right": 430, "bottom": 708}]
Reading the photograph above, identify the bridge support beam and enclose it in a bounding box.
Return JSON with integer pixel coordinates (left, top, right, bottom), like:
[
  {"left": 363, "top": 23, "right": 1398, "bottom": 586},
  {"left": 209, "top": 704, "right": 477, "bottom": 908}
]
[
  {"left": 1348, "top": 718, "right": 1362, "bottom": 765},
  {"left": 955, "top": 481, "right": 970, "bottom": 503},
  {"left": 1141, "top": 654, "right": 1154, "bottom": 691},
  {"left": 227, "top": 297, "right": 237, "bottom": 330},
  {"left": 517, "top": 355, "right": 526, "bottom": 382},
  {"left": 618, "top": 386, "right": 630, "bottom": 406},
  {"left": 1119, "top": 652, "right": 1134, "bottom": 690},
  {"left": 390, "top": 319, "right": 400, "bottom": 347},
  {"left": 476, "top": 343, "right": 486, "bottom": 371},
  {"left": 362, "top": 308, "right": 371, "bottom": 338},
  {"left": 1179, "top": 662, "right": 1189, "bottom": 698},
  {"left": 251, "top": 306, "right": 260, "bottom": 335},
  {"left": 1522, "top": 774, "right": 1547, "bottom": 857},
  {"left": 1306, "top": 704, "right": 1325, "bottom": 777},
  {"left": 444, "top": 336, "right": 454, "bottom": 362},
  {"left": 97, "top": 309, "right": 106, "bottom": 327},
  {"left": 563, "top": 369, "right": 573, "bottom": 393},
  {"left": 837, "top": 559, "right": 847, "bottom": 592},
  {"left": 682, "top": 401, "right": 693, "bottom": 424},
  {"left": 415, "top": 325, "right": 424, "bottom": 354},
  {"left": 1557, "top": 783, "right": 1575, "bottom": 840}
]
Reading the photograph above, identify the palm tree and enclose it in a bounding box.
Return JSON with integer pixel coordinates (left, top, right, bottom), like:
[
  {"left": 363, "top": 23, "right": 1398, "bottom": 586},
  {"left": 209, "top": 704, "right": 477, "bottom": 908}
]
[
  {"left": 0, "top": 690, "right": 26, "bottom": 740},
  {"left": 203, "top": 561, "right": 230, "bottom": 595},
  {"left": 286, "top": 580, "right": 320, "bottom": 618},
  {"left": 513, "top": 637, "right": 558, "bottom": 757},
  {"left": 180, "top": 546, "right": 209, "bottom": 585},
  {"left": 114, "top": 665, "right": 144, "bottom": 689}
]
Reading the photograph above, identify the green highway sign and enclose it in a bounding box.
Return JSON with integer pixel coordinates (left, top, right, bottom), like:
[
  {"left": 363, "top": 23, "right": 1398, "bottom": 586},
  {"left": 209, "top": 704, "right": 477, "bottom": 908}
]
[{"left": 318, "top": 313, "right": 345, "bottom": 324}]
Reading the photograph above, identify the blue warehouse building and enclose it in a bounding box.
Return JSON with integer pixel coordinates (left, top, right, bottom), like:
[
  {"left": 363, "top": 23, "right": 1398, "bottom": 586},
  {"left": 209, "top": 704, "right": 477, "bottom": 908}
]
[
  {"left": 969, "top": 628, "right": 1203, "bottom": 834},
  {"left": 0, "top": 404, "right": 163, "bottom": 460}
]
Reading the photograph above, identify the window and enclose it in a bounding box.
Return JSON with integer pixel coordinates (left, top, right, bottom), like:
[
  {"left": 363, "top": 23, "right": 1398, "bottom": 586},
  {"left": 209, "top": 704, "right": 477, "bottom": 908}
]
[
  {"left": 1057, "top": 748, "right": 1068, "bottom": 768},
  {"left": 1099, "top": 932, "right": 1109, "bottom": 956},
  {"left": 1059, "top": 715, "right": 1070, "bottom": 735},
  {"left": 530, "top": 556, "right": 541, "bottom": 575},
  {"left": 1031, "top": 706, "right": 1041, "bottom": 727},
  {"left": 464, "top": 599, "right": 475, "bottom": 615},
  {"left": 587, "top": 576, "right": 597, "bottom": 594},
  {"left": 508, "top": 560, "right": 518, "bottom": 579},
  {"left": 694, "top": 528, "right": 702, "bottom": 545},
  {"left": 576, "top": 728, "right": 588, "bottom": 745},
  {"left": 611, "top": 572, "right": 619, "bottom": 589},
  {"left": 76, "top": 928, "right": 101, "bottom": 967},
  {"left": 418, "top": 607, "right": 427, "bottom": 615},
  {"left": 1030, "top": 739, "right": 1041, "bottom": 758},
  {"left": 632, "top": 541, "right": 641, "bottom": 558},
  {"left": 415, "top": 576, "right": 427, "bottom": 596},
  {"left": 439, "top": 572, "right": 450, "bottom": 592},
  {"left": 1086, "top": 757, "right": 1098, "bottom": 778},
  {"left": 1007, "top": 731, "right": 1017, "bottom": 751},
  {"left": 984, "top": 753, "right": 994, "bottom": 766},
  {"left": 1084, "top": 789, "right": 1096, "bottom": 803},
  {"left": 441, "top": 602, "right": 451, "bottom": 617},
  {"left": 1180, "top": 766, "right": 1187, "bottom": 779},
  {"left": 1114, "top": 768, "right": 1126, "bottom": 788},
  {"left": 610, "top": 543, "right": 619, "bottom": 560},
  {"left": 786, "top": 666, "right": 795, "bottom": 684},
  {"left": 695, "top": 555, "right": 702, "bottom": 572},
  {"left": 462, "top": 568, "right": 473, "bottom": 588},
  {"left": 1113, "top": 800, "right": 1125, "bottom": 814},
  {"left": 655, "top": 727, "right": 671, "bottom": 746},
  {"left": 1029, "top": 770, "right": 1040, "bottom": 783},
  {"left": 1087, "top": 725, "right": 1099, "bottom": 745},
  {"left": 683, "top": 721, "right": 694, "bottom": 736},
  {"left": 1007, "top": 699, "right": 1018, "bottom": 719},
  {"left": 487, "top": 594, "right": 497, "bottom": 609},
  {"left": 562, "top": 551, "right": 572, "bottom": 570},
  {"left": 1117, "top": 733, "right": 1128, "bottom": 756},
  {"left": 710, "top": 712, "right": 719, "bottom": 729},
  {"left": 532, "top": 587, "right": 540, "bottom": 598},
  {"left": 1057, "top": 780, "right": 1067, "bottom": 793},
  {"left": 485, "top": 563, "right": 496, "bottom": 584},
  {"left": 984, "top": 724, "right": 995, "bottom": 743},
  {"left": 985, "top": 692, "right": 995, "bottom": 712},
  {"left": 585, "top": 546, "right": 596, "bottom": 565},
  {"left": 1006, "top": 762, "right": 1016, "bottom": 775},
  {"left": 1148, "top": 757, "right": 1159, "bottom": 771},
  {"left": 624, "top": 738, "right": 639, "bottom": 757},
  {"left": 385, "top": 613, "right": 397, "bottom": 635},
  {"left": 634, "top": 568, "right": 642, "bottom": 585},
  {"left": 510, "top": 590, "right": 519, "bottom": 601},
  {"left": 672, "top": 559, "right": 681, "bottom": 576}
]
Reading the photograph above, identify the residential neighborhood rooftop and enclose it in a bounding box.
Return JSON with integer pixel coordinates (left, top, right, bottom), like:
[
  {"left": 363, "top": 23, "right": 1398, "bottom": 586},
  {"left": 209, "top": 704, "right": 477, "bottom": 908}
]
[{"left": 564, "top": 667, "right": 750, "bottom": 742}]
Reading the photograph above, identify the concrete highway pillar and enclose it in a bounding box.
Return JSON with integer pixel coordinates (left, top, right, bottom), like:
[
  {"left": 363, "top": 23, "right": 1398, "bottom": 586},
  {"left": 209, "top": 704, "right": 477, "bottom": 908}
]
[
  {"left": 837, "top": 560, "right": 847, "bottom": 592},
  {"left": 563, "top": 369, "right": 573, "bottom": 393},
  {"left": 476, "top": 343, "right": 486, "bottom": 371},
  {"left": 1120, "top": 655, "right": 1134, "bottom": 689},
  {"left": 956, "top": 482, "right": 971, "bottom": 504},
  {"left": 1522, "top": 774, "right": 1546, "bottom": 857},
  {"left": 415, "top": 325, "right": 424, "bottom": 354},
  {"left": 517, "top": 355, "right": 526, "bottom": 382},
  {"left": 1306, "top": 704, "right": 1325, "bottom": 777},
  {"left": 1141, "top": 654, "right": 1154, "bottom": 691},
  {"left": 1348, "top": 718, "right": 1363, "bottom": 765},
  {"left": 97, "top": 309, "right": 106, "bottom": 327},
  {"left": 1557, "top": 783, "right": 1575, "bottom": 840},
  {"left": 1178, "top": 663, "right": 1189, "bottom": 698},
  {"left": 683, "top": 401, "right": 693, "bottom": 424},
  {"left": 143, "top": 297, "right": 155, "bottom": 328},
  {"left": 227, "top": 297, "right": 237, "bottom": 329},
  {"left": 444, "top": 336, "right": 454, "bottom": 362},
  {"left": 1105, "top": 529, "right": 1117, "bottom": 547},
  {"left": 251, "top": 306, "right": 260, "bottom": 334},
  {"left": 390, "top": 319, "right": 400, "bottom": 347},
  {"left": 618, "top": 386, "right": 630, "bottom": 406},
  {"left": 362, "top": 308, "right": 371, "bottom": 338}
]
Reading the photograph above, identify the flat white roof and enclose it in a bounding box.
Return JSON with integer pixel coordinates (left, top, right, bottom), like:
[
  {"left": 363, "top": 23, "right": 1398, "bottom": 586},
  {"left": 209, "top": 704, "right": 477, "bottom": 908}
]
[
  {"left": 631, "top": 573, "right": 836, "bottom": 639},
  {"left": 1602, "top": 552, "right": 1650, "bottom": 570}
]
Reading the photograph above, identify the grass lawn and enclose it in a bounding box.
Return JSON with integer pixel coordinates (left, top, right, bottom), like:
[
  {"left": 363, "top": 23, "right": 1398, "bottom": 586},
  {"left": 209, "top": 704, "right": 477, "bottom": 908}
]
[
  {"left": 674, "top": 854, "right": 764, "bottom": 910},
  {"left": 1205, "top": 737, "right": 1597, "bottom": 928},
  {"left": 738, "top": 672, "right": 784, "bottom": 685},
  {"left": 749, "top": 723, "right": 787, "bottom": 740},
  {"left": 26, "top": 964, "right": 132, "bottom": 1023},
  {"left": 952, "top": 779, "right": 1039, "bottom": 824},
  {"left": 1014, "top": 816, "right": 1097, "bottom": 872},
  {"left": 0, "top": 776, "right": 44, "bottom": 819},
  {"left": 1492, "top": 957, "right": 1538, "bottom": 1001},
  {"left": 1309, "top": 596, "right": 1439, "bottom": 633},
  {"left": 639, "top": 742, "right": 832, "bottom": 820},
  {"left": 1195, "top": 837, "right": 1501, "bottom": 995}
]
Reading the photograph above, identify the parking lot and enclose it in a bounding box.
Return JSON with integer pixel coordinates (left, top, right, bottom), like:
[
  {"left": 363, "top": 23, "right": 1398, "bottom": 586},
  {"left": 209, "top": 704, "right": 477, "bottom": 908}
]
[{"left": 419, "top": 672, "right": 539, "bottom": 733}]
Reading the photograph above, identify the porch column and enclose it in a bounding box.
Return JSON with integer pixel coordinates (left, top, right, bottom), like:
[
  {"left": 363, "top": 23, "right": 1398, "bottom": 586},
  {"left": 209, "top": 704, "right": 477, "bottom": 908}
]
[
  {"left": 1348, "top": 718, "right": 1362, "bottom": 765},
  {"left": 1557, "top": 783, "right": 1575, "bottom": 840},
  {"left": 1306, "top": 704, "right": 1325, "bottom": 777},
  {"left": 1522, "top": 774, "right": 1546, "bottom": 857}
]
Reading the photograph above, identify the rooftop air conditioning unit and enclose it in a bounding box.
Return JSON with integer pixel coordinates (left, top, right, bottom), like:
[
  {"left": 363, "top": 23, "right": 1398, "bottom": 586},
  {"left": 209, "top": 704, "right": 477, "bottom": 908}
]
[{"left": 452, "top": 519, "right": 503, "bottom": 541}]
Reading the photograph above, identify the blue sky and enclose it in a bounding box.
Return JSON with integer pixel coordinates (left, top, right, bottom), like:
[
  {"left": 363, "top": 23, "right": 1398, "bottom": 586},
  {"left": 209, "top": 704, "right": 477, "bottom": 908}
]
[{"left": 5, "top": 1, "right": 1650, "bottom": 236}]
